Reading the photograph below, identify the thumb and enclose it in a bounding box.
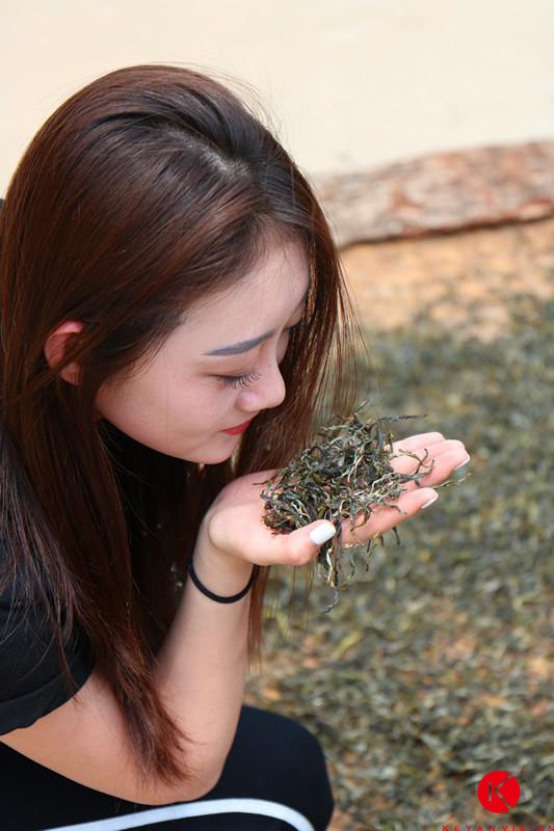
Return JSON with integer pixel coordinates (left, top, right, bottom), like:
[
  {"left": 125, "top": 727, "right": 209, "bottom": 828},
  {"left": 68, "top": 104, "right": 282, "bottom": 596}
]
[
  {"left": 274, "top": 521, "right": 337, "bottom": 566},
  {"left": 308, "top": 522, "right": 337, "bottom": 547},
  {"left": 283, "top": 520, "right": 337, "bottom": 568}
]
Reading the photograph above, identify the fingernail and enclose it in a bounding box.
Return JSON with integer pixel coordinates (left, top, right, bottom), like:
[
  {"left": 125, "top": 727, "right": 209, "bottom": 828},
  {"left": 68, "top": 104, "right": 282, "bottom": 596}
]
[
  {"left": 309, "top": 523, "right": 337, "bottom": 545},
  {"left": 454, "top": 454, "right": 471, "bottom": 471},
  {"left": 421, "top": 494, "right": 439, "bottom": 510}
]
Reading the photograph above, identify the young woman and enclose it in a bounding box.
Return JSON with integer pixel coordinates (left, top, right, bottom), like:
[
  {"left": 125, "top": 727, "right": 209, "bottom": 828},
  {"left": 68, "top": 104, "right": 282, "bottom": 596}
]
[{"left": 0, "top": 64, "right": 469, "bottom": 830}]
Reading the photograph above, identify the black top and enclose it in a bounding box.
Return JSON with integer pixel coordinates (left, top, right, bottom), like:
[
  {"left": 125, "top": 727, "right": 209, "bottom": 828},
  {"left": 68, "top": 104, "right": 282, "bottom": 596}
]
[{"left": 0, "top": 541, "right": 94, "bottom": 736}]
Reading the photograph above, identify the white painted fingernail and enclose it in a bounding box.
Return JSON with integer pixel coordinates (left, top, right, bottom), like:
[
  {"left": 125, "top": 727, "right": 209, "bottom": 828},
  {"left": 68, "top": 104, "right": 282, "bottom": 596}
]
[
  {"left": 309, "top": 523, "right": 336, "bottom": 545},
  {"left": 454, "top": 454, "right": 471, "bottom": 470},
  {"left": 421, "top": 494, "right": 439, "bottom": 510}
]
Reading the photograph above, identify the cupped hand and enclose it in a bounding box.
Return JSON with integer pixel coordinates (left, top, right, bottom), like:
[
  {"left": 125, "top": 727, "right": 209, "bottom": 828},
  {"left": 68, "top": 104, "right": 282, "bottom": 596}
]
[
  {"left": 340, "top": 431, "right": 469, "bottom": 545},
  {"left": 203, "top": 432, "right": 469, "bottom": 568}
]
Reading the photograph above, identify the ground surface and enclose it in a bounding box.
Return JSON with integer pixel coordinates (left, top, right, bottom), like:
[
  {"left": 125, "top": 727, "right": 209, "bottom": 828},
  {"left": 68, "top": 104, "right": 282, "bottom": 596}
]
[
  {"left": 245, "top": 216, "right": 554, "bottom": 830},
  {"left": 341, "top": 216, "right": 554, "bottom": 340}
]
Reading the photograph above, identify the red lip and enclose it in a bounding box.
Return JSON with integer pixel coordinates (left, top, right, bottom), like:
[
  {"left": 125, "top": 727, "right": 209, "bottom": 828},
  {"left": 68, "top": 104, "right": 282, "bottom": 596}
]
[{"left": 222, "top": 418, "right": 255, "bottom": 435}]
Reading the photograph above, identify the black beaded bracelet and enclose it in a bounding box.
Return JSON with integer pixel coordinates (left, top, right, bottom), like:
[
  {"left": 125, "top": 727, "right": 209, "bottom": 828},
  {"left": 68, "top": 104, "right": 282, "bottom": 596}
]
[{"left": 187, "top": 561, "right": 256, "bottom": 604}]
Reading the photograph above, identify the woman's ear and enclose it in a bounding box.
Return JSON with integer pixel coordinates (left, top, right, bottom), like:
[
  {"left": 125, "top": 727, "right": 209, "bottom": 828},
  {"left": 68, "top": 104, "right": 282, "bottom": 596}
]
[{"left": 43, "top": 321, "right": 84, "bottom": 385}]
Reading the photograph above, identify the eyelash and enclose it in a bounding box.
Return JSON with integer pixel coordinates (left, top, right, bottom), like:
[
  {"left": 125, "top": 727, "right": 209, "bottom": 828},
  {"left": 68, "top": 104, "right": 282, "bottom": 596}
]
[
  {"left": 222, "top": 371, "right": 262, "bottom": 389},
  {"left": 218, "top": 321, "right": 304, "bottom": 389}
]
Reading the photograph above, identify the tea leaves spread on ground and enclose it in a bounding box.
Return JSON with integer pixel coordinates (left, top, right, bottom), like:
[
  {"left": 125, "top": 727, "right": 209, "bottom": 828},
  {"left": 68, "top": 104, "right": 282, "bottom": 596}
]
[{"left": 245, "top": 292, "right": 554, "bottom": 830}]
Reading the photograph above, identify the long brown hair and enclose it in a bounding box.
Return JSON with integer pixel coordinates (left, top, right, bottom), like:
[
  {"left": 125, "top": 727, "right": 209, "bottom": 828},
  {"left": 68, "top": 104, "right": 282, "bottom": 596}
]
[{"left": 0, "top": 64, "right": 362, "bottom": 784}]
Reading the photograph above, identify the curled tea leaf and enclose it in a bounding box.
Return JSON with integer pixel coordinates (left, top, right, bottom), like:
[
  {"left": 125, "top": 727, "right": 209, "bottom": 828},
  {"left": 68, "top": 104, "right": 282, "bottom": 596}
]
[{"left": 260, "top": 412, "right": 434, "bottom": 603}]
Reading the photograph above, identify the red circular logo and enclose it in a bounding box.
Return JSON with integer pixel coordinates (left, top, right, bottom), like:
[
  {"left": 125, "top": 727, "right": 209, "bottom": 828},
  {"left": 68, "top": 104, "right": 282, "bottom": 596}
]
[{"left": 477, "top": 770, "right": 521, "bottom": 813}]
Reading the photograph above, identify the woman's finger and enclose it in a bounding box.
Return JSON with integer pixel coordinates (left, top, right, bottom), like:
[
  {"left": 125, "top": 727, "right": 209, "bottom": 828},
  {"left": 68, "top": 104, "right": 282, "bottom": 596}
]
[
  {"left": 392, "top": 431, "right": 445, "bottom": 454},
  {"left": 279, "top": 520, "right": 338, "bottom": 567},
  {"left": 341, "top": 486, "right": 439, "bottom": 544},
  {"left": 391, "top": 439, "right": 469, "bottom": 478}
]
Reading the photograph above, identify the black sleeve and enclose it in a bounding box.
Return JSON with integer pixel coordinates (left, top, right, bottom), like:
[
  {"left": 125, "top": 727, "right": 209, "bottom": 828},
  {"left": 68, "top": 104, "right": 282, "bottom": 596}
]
[{"left": 0, "top": 555, "right": 95, "bottom": 736}]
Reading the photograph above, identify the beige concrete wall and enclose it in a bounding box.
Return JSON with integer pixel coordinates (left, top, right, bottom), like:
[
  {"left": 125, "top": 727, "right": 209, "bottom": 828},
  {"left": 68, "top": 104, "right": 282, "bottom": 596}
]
[{"left": 1, "top": 0, "right": 553, "bottom": 193}]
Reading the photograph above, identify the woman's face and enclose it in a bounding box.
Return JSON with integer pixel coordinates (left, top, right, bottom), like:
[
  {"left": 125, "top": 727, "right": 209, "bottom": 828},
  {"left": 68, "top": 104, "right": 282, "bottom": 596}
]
[{"left": 94, "top": 238, "right": 310, "bottom": 464}]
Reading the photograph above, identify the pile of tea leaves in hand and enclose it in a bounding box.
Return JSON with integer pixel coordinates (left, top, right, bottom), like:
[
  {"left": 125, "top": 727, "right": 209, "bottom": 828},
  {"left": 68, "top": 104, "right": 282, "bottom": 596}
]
[{"left": 260, "top": 412, "right": 434, "bottom": 597}]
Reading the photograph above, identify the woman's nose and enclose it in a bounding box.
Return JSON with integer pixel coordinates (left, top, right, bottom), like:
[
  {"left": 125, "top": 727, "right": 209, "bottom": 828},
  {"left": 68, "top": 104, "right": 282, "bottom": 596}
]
[{"left": 238, "top": 363, "right": 286, "bottom": 411}]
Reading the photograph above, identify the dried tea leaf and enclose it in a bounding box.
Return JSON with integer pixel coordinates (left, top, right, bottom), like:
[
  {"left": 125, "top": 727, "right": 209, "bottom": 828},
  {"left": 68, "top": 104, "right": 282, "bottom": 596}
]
[{"left": 260, "top": 410, "right": 434, "bottom": 603}]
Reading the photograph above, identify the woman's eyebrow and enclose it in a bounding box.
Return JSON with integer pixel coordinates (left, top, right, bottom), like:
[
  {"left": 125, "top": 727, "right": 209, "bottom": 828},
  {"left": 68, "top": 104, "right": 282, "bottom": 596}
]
[
  {"left": 203, "top": 287, "right": 309, "bottom": 357},
  {"left": 204, "top": 330, "right": 275, "bottom": 357}
]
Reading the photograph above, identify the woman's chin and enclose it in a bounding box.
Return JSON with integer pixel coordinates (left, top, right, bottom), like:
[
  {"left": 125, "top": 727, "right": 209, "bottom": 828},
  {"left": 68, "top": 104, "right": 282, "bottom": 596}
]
[{"left": 187, "top": 441, "right": 238, "bottom": 466}]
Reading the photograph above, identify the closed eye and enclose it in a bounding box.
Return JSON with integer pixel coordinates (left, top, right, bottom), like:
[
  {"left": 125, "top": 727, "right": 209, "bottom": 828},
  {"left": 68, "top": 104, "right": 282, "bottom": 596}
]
[
  {"left": 214, "top": 321, "right": 304, "bottom": 389},
  {"left": 219, "top": 371, "right": 262, "bottom": 389}
]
